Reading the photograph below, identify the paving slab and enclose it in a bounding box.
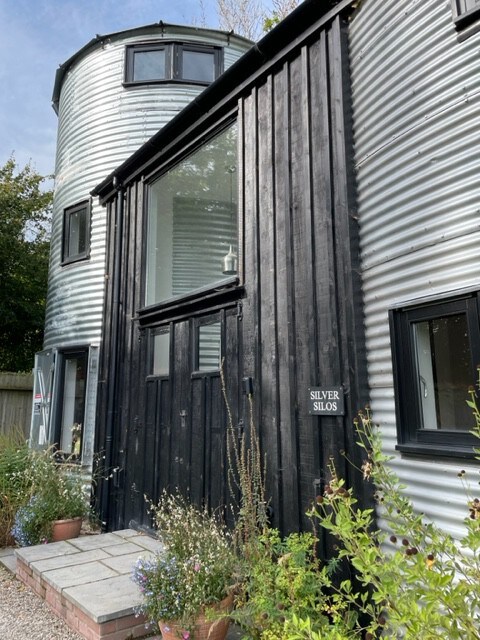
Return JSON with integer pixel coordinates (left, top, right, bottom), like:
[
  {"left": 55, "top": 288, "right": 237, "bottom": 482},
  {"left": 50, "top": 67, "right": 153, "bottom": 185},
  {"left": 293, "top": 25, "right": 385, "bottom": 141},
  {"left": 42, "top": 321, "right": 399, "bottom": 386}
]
[
  {"left": 0, "top": 552, "right": 16, "bottom": 573},
  {"left": 102, "top": 541, "right": 147, "bottom": 557},
  {"left": 31, "top": 548, "right": 111, "bottom": 574},
  {"left": 126, "top": 534, "right": 164, "bottom": 552},
  {"left": 68, "top": 532, "right": 126, "bottom": 551},
  {"left": 16, "top": 540, "right": 79, "bottom": 563},
  {"left": 110, "top": 528, "right": 139, "bottom": 538},
  {"left": 43, "top": 560, "right": 119, "bottom": 590},
  {"left": 64, "top": 572, "right": 143, "bottom": 623},
  {"left": 100, "top": 549, "right": 156, "bottom": 575}
]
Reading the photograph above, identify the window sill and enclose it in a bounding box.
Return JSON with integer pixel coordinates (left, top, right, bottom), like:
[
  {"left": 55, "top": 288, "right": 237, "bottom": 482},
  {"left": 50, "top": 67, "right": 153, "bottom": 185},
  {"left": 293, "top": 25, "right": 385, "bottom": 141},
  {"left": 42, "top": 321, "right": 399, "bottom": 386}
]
[
  {"left": 396, "top": 442, "right": 477, "bottom": 459},
  {"left": 123, "top": 78, "right": 211, "bottom": 88},
  {"left": 61, "top": 254, "right": 90, "bottom": 267},
  {"left": 138, "top": 278, "right": 243, "bottom": 326}
]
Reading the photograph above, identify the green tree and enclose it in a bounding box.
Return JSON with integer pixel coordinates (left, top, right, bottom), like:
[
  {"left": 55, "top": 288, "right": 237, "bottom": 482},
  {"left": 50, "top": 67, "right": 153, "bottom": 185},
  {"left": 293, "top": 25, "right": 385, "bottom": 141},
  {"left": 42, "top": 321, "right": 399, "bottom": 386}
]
[{"left": 0, "top": 157, "right": 53, "bottom": 372}]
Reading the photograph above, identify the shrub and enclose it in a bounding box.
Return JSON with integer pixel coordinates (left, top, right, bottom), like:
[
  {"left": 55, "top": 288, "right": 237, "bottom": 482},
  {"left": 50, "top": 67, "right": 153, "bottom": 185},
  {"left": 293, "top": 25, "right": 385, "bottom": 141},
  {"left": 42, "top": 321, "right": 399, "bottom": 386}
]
[
  {"left": 308, "top": 400, "right": 480, "bottom": 639},
  {"left": 132, "top": 491, "right": 236, "bottom": 630},
  {"left": 0, "top": 429, "right": 31, "bottom": 547},
  {"left": 3, "top": 445, "right": 90, "bottom": 547}
]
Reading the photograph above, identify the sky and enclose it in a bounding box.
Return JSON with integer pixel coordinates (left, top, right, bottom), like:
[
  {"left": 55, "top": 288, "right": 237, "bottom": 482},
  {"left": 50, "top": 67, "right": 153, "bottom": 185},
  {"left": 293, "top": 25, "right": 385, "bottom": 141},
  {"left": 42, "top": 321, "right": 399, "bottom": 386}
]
[{"left": 0, "top": 0, "right": 245, "bottom": 179}]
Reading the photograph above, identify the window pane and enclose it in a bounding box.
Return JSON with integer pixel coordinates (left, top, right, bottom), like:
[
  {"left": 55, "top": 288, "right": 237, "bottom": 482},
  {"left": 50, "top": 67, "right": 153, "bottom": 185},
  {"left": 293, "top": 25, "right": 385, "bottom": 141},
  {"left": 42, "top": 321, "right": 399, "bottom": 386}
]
[
  {"left": 413, "top": 314, "right": 475, "bottom": 431},
  {"left": 68, "top": 208, "right": 87, "bottom": 257},
  {"left": 153, "top": 332, "right": 170, "bottom": 376},
  {"left": 198, "top": 323, "right": 221, "bottom": 371},
  {"left": 463, "top": 0, "right": 480, "bottom": 13},
  {"left": 182, "top": 50, "right": 215, "bottom": 82},
  {"left": 60, "top": 353, "right": 87, "bottom": 458},
  {"left": 133, "top": 50, "right": 166, "bottom": 81},
  {"left": 145, "top": 123, "right": 238, "bottom": 305}
]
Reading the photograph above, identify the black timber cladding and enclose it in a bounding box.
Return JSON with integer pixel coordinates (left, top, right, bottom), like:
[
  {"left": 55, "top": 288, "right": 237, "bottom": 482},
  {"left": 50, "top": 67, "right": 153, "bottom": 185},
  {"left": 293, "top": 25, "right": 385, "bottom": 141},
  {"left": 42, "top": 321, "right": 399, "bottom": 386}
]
[{"left": 94, "top": 0, "right": 369, "bottom": 542}]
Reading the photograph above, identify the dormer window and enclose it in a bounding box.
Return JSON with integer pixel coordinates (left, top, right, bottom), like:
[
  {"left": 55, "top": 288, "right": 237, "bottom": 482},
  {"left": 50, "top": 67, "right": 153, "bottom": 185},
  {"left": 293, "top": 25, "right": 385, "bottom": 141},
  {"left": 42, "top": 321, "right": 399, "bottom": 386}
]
[{"left": 125, "top": 42, "right": 223, "bottom": 85}]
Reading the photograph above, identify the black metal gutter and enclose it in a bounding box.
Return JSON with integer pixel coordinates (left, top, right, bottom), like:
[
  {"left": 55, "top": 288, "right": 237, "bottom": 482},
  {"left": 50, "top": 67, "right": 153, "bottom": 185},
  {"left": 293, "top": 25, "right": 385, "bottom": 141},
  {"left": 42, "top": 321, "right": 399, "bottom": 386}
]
[{"left": 92, "top": 0, "right": 355, "bottom": 203}]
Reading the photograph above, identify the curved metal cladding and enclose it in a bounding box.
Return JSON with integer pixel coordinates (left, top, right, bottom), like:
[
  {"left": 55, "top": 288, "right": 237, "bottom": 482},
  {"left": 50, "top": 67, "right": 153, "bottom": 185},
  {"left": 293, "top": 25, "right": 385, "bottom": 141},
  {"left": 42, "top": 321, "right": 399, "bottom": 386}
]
[
  {"left": 349, "top": 0, "right": 480, "bottom": 537},
  {"left": 44, "top": 24, "right": 251, "bottom": 349}
]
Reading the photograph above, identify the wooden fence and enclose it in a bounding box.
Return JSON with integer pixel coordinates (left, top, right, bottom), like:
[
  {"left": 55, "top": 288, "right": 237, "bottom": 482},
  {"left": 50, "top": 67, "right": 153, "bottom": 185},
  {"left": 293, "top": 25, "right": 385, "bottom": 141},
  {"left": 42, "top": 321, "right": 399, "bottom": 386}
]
[{"left": 0, "top": 372, "right": 33, "bottom": 439}]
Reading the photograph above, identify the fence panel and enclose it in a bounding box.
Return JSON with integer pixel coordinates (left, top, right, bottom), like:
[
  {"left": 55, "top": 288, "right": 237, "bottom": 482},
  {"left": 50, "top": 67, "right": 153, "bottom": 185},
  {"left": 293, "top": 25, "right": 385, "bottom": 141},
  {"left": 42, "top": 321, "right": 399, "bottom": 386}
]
[{"left": 0, "top": 373, "right": 33, "bottom": 439}]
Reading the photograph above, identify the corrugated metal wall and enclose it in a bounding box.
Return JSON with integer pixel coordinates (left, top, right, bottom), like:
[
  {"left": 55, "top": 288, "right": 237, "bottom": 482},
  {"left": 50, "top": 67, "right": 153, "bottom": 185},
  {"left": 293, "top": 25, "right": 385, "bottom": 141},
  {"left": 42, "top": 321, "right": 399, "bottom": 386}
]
[
  {"left": 350, "top": 0, "right": 480, "bottom": 537},
  {"left": 44, "top": 26, "right": 251, "bottom": 348}
]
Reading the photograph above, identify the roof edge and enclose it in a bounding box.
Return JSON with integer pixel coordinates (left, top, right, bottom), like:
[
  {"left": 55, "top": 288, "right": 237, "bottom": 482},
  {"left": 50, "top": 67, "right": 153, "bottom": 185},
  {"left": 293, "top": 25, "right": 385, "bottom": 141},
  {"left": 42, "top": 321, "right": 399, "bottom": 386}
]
[{"left": 93, "top": 0, "right": 355, "bottom": 201}]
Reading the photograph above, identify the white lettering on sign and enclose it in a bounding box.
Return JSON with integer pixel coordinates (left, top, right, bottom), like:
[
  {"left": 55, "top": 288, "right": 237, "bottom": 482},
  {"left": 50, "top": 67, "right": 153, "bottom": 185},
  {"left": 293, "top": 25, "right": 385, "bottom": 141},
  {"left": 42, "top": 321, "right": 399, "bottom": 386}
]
[
  {"left": 310, "top": 390, "right": 339, "bottom": 401},
  {"left": 313, "top": 401, "right": 338, "bottom": 412},
  {"left": 308, "top": 386, "right": 345, "bottom": 416}
]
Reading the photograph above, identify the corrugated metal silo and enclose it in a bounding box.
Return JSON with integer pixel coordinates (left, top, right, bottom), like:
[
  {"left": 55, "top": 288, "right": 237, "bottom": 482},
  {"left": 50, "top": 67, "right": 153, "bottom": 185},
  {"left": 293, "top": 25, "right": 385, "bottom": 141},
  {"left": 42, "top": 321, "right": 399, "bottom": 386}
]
[
  {"left": 35, "top": 24, "right": 251, "bottom": 467},
  {"left": 349, "top": 0, "right": 480, "bottom": 538}
]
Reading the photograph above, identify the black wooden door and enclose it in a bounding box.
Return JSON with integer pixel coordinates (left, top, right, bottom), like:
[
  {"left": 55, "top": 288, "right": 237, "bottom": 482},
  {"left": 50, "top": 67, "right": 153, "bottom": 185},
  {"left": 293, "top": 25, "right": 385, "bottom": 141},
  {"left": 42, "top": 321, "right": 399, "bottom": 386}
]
[{"left": 119, "top": 307, "right": 240, "bottom": 530}]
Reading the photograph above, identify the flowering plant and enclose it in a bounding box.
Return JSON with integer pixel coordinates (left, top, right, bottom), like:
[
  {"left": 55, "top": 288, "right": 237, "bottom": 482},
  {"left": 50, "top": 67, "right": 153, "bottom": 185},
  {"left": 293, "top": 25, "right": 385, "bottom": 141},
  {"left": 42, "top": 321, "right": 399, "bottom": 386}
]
[
  {"left": 11, "top": 448, "right": 89, "bottom": 546},
  {"left": 132, "top": 492, "right": 236, "bottom": 631}
]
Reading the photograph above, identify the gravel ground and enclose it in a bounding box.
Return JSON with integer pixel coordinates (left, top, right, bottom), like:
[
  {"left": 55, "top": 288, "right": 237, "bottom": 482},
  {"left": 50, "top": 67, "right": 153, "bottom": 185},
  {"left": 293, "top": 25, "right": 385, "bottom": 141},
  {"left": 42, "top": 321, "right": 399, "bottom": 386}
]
[{"left": 0, "top": 564, "right": 83, "bottom": 640}]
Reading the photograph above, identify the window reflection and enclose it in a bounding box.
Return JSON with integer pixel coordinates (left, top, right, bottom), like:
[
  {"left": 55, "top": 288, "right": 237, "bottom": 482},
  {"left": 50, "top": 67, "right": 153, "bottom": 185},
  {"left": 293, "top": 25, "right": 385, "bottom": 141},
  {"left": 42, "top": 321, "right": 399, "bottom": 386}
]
[
  {"left": 413, "top": 314, "right": 474, "bottom": 431},
  {"left": 145, "top": 123, "right": 238, "bottom": 306}
]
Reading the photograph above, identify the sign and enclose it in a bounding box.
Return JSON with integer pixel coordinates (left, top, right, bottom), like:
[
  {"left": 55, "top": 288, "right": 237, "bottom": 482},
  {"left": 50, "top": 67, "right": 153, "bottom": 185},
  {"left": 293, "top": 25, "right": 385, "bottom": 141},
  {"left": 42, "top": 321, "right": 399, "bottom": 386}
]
[{"left": 308, "top": 386, "right": 344, "bottom": 416}]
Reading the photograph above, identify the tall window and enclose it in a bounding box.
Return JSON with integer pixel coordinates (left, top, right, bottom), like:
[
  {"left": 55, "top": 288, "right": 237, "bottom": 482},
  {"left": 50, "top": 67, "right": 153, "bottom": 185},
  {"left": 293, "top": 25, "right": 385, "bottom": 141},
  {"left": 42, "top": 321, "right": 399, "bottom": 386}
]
[
  {"left": 390, "top": 292, "right": 480, "bottom": 457},
  {"left": 57, "top": 350, "right": 88, "bottom": 460},
  {"left": 145, "top": 122, "right": 238, "bottom": 307},
  {"left": 125, "top": 43, "right": 222, "bottom": 85},
  {"left": 62, "top": 201, "right": 90, "bottom": 264}
]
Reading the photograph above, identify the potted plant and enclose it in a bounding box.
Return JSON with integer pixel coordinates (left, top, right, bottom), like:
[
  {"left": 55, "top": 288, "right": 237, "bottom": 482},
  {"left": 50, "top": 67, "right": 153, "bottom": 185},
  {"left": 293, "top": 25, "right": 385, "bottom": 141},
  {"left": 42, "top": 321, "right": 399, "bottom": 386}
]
[
  {"left": 11, "top": 448, "right": 89, "bottom": 546},
  {"left": 132, "top": 492, "right": 236, "bottom": 640}
]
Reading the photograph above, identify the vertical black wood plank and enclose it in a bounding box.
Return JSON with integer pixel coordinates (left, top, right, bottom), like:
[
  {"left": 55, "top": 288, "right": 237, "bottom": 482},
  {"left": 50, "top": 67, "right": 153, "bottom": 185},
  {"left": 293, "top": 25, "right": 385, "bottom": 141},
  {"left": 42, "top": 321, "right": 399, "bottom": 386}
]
[
  {"left": 288, "top": 50, "right": 320, "bottom": 531},
  {"left": 307, "top": 31, "right": 344, "bottom": 557},
  {"left": 190, "top": 376, "right": 206, "bottom": 506},
  {"left": 257, "top": 77, "right": 282, "bottom": 529},
  {"left": 273, "top": 63, "right": 301, "bottom": 533},
  {"left": 328, "top": 16, "right": 368, "bottom": 502},
  {"left": 170, "top": 319, "right": 192, "bottom": 493},
  {"left": 158, "top": 377, "right": 172, "bottom": 498},
  {"left": 208, "top": 374, "right": 225, "bottom": 512}
]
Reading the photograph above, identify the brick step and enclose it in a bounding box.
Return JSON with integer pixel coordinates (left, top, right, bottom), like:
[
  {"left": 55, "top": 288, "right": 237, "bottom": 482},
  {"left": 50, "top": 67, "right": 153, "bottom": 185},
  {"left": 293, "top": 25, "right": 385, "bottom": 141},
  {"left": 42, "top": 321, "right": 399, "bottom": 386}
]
[{"left": 15, "top": 530, "right": 164, "bottom": 640}]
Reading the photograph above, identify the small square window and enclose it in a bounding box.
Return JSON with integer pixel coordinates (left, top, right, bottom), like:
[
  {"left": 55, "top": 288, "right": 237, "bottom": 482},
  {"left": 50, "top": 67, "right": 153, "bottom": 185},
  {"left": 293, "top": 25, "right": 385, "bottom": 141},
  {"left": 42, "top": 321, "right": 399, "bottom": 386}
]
[
  {"left": 181, "top": 49, "right": 216, "bottom": 83},
  {"left": 390, "top": 293, "right": 480, "bottom": 457},
  {"left": 62, "top": 201, "right": 90, "bottom": 264},
  {"left": 133, "top": 49, "right": 166, "bottom": 81}
]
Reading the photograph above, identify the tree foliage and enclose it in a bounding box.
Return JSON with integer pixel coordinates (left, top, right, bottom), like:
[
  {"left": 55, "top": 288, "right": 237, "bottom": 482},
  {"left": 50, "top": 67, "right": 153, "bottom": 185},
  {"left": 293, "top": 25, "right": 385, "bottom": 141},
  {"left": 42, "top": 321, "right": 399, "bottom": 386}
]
[{"left": 0, "top": 157, "right": 53, "bottom": 372}]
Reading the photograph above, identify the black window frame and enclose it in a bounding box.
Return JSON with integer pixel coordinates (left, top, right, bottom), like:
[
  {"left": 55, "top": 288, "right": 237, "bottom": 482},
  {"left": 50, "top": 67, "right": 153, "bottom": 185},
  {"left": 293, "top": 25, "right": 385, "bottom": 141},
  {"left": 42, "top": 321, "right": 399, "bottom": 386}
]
[
  {"left": 194, "top": 313, "right": 223, "bottom": 374},
  {"left": 53, "top": 347, "right": 89, "bottom": 463},
  {"left": 149, "top": 326, "right": 171, "bottom": 378},
  {"left": 124, "top": 42, "right": 223, "bottom": 86},
  {"left": 451, "top": 0, "right": 480, "bottom": 40},
  {"left": 62, "top": 200, "right": 91, "bottom": 265},
  {"left": 390, "top": 291, "right": 480, "bottom": 458}
]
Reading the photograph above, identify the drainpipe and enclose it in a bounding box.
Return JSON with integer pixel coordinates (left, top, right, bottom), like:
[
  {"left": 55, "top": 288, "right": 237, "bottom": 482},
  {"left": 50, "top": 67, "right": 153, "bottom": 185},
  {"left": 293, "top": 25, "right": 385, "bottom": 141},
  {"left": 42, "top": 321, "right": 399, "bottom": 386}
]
[{"left": 100, "top": 182, "right": 124, "bottom": 529}]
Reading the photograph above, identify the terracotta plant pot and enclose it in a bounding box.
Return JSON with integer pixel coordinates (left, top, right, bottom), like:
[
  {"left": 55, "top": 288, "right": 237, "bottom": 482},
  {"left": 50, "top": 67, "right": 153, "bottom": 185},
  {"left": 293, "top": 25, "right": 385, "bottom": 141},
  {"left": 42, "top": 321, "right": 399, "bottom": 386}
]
[
  {"left": 51, "top": 517, "right": 83, "bottom": 542},
  {"left": 158, "top": 593, "right": 233, "bottom": 640}
]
